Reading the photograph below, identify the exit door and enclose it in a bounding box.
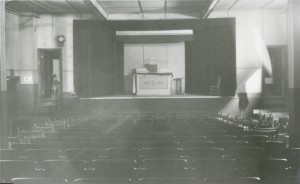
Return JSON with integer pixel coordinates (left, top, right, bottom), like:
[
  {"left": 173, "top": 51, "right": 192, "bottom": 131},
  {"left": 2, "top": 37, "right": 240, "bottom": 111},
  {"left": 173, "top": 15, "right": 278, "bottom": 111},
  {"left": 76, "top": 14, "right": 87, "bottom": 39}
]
[{"left": 38, "top": 49, "right": 62, "bottom": 98}]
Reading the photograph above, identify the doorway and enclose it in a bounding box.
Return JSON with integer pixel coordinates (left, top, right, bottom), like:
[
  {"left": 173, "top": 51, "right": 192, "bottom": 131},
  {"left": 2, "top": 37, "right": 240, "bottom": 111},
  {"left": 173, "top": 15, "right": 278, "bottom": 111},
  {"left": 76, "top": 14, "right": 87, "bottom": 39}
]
[
  {"left": 263, "top": 46, "right": 287, "bottom": 97},
  {"left": 38, "top": 49, "right": 62, "bottom": 99}
]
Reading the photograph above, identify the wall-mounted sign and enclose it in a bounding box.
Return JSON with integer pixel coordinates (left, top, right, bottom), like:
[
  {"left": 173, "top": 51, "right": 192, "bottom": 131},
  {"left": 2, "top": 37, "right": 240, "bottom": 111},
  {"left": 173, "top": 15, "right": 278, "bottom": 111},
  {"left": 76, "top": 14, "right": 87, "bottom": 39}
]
[{"left": 21, "top": 76, "right": 33, "bottom": 84}]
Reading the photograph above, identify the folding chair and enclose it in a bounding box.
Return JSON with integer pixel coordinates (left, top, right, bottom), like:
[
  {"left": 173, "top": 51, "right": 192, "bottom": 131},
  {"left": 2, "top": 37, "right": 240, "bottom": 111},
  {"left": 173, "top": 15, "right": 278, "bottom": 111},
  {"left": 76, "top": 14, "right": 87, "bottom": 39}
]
[
  {"left": 12, "top": 178, "right": 68, "bottom": 184},
  {"left": 119, "top": 136, "right": 149, "bottom": 142},
  {"left": 141, "top": 159, "right": 190, "bottom": 178},
  {"left": 42, "top": 160, "right": 86, "bottom": 179},
  {"left": 185, "top": 148, "right": 225, "bottom": 160},
  {"left": 143, "top": 142, "right": 180, "bottom": 149},
  {"left": 226, "top": 147, "right": 264, "bottom": 161},
  {"left": 89, "top": 159, "right": 136, "bottom": 178},
  {"left": 287, "top": 148, "right": 300, "bottom": 162},
  {"left": 25, "top": 149, "right": 60, "bottom": 162},
  {"left": 267, "top": 176, "right": 300, "bottom": 184},
  {"left": 208, "top": 135, "right": 237, "bottom": 142},
  {"left": 80, "top": 142, "right": 112, "bottom": 149},
  {"left": 146, "top": 136, "right": 177, "bottom": 142},
  {"left": 64, "top": 148, "right": 102, "bottom": 161},
  {"left": 242, "top": 158, "right": 289, "bottom": 180},
  {"left": 30, "top": 137, "right": 59, "bottom": 144},
  {"left": 44, "top": 142, "right": 81, "bottom": 150},
  {"left": 0, "top": 160, "right": 38, "bottom": 182},
  {"left": 141, "top": 148, "right": 183, "bottom": 159},
  {"left": 177, "top": 136, "right": 207, "bottom": 142},
  {"left": 105, "top": 148, "right": 141, "bottom": 159},
  {"left": 241, "top": 135, "right": 269, "bottom": 142},
  {"left": 137, "top": 177, "right": 196, "bottom": 184},
  {"left": 209, "top": 76, "right": 221, "bottom": 96},
  {"left": 182, "top": 141, "right": 215, "bottom": 149},
  {"left": 203, "top": 177, "right": 261, "bottom": 184},
  {"left": 113, "top": 141, "right": 144, "bottom": 149},
  {"left": 0, "top": 149, "right": 24, "bottom": 160},
  {"left": 191, "top": 159, "right": 237, "bottom": 180},
  {"left": 10, "top": 144, "right": 41, "bottom": 151},
  {"left": 74, "top": 178, "right": 132, "bottom": 184},
  {"left": 215, "top": 141, "right": 249, "bottom": 149}
]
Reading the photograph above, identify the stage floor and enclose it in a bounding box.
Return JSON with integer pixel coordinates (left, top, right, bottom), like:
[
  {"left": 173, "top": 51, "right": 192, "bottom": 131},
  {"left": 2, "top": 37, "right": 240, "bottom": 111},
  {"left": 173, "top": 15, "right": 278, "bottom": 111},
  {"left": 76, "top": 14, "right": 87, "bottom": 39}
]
[{"left": 80, "top": 94, "right": 237, "bottom": 100}]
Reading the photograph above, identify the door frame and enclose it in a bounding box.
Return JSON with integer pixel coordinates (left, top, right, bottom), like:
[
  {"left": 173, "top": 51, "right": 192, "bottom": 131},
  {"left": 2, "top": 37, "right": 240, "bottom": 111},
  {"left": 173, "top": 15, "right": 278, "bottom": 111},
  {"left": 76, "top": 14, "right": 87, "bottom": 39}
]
[{"left": 37, "top": 48, "right": 63, "bottom": 98}]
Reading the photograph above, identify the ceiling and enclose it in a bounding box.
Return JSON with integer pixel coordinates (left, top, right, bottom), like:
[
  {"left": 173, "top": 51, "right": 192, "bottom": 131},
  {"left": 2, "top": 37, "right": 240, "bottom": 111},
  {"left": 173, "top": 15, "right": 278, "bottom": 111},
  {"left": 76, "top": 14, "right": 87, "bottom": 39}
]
[{"left": 5, "top": 0, "right": 288, "bottom": 20}]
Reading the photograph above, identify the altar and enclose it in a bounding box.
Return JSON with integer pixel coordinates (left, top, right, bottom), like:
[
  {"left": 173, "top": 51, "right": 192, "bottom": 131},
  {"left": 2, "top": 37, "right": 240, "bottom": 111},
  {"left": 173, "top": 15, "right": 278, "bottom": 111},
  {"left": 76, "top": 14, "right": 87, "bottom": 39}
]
[{"left": 133, "top": 73, "right": 173, "bottom": 95}]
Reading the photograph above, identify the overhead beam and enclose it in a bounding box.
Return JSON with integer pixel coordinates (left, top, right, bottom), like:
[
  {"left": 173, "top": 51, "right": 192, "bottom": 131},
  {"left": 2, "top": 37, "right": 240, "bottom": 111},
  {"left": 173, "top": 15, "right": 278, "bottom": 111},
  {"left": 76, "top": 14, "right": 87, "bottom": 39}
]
[
  {"left": 5, "top": 6, "right": 22, "bottom": 16},
  {"left": 138, "top": 0, "right": 144, "bottom": 19},
  {"left": 203, "top": 0, "right": 220, "bottom": 19},
  {"left": 65, "top": 0, "right": 83, "bottom": 14},
  {"left": 108, "top": 18, "right": 235, "bottom": 31},
  {"left": 84, "top": 0, "right": 108, "bottom": 20},
  {"left": 5, "top": 6, "right": 40, "bottom": 18},
  {"left": 164, "top": 0, "right": 167, "bottom": 19},
  {"left": 107, "top": 13, "right": 201, "bottom": 21},
  {"left": 261, "top": 0, "right": 275, "bottom": 9},
  {"left": 227, "top": 0, "right": 240, "bottom": 11},
  {"left": 28, "top": 0, "right": 52, "bottom": 12}
]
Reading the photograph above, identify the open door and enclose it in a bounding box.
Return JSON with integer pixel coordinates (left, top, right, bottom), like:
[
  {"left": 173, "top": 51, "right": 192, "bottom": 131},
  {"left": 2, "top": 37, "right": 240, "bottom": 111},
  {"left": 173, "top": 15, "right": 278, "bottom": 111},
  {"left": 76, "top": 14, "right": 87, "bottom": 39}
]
[
  {"left": 264, "top": 46, "right": 287, "bottom": 97},
  {"left": 38, "top": 49, "right": 62, "bottom": 99}
]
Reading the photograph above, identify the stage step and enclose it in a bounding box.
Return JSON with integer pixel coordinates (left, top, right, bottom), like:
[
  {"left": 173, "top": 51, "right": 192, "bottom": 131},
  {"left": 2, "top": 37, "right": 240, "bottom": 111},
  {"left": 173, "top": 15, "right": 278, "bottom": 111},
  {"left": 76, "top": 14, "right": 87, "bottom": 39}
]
[
  {"left": 36, "top": 98, "right": 58, "bottom": 115},
  {"left": 264, "top": 96, "right": 288, "bottom": 110}
]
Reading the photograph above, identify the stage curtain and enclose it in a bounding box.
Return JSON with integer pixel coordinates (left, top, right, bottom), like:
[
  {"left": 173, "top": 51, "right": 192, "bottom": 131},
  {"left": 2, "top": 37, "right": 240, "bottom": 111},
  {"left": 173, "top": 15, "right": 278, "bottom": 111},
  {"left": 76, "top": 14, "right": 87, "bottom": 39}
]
[
  {"left": 185, "top": 23, "right": 236, "bottom": 96},
  {"left": 74, "top": 21, "right": 124, "bottom": 97}
]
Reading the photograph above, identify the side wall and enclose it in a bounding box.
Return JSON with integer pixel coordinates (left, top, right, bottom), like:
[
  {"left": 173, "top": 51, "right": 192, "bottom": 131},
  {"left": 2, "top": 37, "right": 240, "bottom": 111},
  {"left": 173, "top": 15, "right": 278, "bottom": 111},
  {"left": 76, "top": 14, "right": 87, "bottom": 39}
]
[
  {"left": 5, "top": 13, "right": 81, "bottom": 114},
  {"left": 36, "top": 14, "right": 80, "bottom": 92},
  {"left": 1, "top": 1, "right": 8, "bottom": 148},
  {"left": 209, "top": 10, "right": 287, "bottom": 94}
]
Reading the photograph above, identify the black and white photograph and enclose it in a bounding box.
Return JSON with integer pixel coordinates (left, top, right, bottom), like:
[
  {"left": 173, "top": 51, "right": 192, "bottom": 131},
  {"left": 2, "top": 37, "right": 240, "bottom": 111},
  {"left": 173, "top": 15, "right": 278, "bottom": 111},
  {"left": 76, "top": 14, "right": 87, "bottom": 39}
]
[{"left": 0, "top": 0, "right": 299, "bottom": 183}]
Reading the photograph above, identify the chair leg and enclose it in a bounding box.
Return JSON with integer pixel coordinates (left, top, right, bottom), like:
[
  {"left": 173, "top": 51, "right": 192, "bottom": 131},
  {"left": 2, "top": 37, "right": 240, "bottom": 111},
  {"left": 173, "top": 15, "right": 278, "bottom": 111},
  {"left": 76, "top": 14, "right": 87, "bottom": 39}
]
[{"left": 210, "top": 88, "right": 219, "bottom": 96}]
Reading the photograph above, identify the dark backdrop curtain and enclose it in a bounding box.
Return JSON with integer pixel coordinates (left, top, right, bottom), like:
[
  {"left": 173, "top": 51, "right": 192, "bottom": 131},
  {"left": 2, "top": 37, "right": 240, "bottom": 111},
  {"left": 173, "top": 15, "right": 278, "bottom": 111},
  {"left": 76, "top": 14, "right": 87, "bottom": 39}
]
[
  {"left": 185, "top": 23, "right": 236, "bottom": 96},
  {"left": 74, "top": 21, "right": 124, "bottom": 97}
]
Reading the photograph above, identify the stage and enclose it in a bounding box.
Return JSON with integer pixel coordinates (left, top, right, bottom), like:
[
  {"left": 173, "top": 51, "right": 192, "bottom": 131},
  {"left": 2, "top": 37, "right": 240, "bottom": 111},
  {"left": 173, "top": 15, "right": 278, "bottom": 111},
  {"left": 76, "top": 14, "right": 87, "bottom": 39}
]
[
  {"left": 64, "top": 94, "right": 262, "bottom": 120},
  {"left": 81, "top": 94, "right": 233, "bottom": 100}
]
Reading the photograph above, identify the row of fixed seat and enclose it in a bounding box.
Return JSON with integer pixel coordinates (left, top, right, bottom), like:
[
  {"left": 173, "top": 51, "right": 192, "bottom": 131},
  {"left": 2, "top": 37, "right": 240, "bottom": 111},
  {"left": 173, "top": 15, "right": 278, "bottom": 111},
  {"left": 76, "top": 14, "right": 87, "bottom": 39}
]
[
  {"left": 11, "top": 139, "right": 282, "bottom": 150},
  {"left": 17, "top": 120, "right": 278, "bottom": 145},
  {"left": 16, "top": 119, "right": 279, "bottom": 147},
  {"left": 1, "top": 158, "right": 299, "bottom": 182},
  {"left": 46, "top": 119, "right": 241, "bottom": 132},
  {"left": 37, "top": 121, "right": 278, "bottom": 142},
  {"left": 43, "top": 127, "right": 276, "bottom": 137},
  {"left": 19, "top": 134, "right": 278, "bottom": 151},
  {"left": 2, "top": 146, "right": 300, "bottom": 162},
  {"left": 32, "top": 133, "right": 276, "bottom": 142},
  {"left": 2, "top": 118, "right": 292, "bottom": 184},
  {"left": 8, "top": 176, "right": 300, "bottom": 184}
]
